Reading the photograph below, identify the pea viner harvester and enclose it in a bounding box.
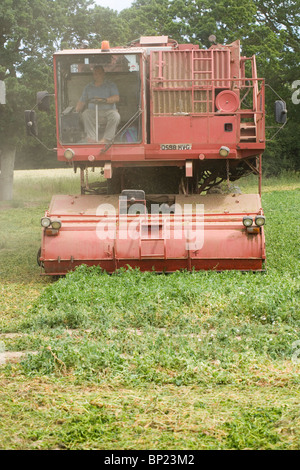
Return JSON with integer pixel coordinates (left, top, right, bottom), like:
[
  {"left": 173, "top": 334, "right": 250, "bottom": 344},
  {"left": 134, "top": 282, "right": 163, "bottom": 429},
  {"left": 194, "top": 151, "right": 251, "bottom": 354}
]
[{"left": 25, "top": 36, "right": 287, "bottom": 275}]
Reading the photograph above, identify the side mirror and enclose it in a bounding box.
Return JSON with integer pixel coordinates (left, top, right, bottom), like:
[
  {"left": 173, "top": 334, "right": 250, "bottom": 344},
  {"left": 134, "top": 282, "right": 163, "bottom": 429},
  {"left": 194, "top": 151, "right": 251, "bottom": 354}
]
[
  {"left": 37, "top": 91, "right": 50, "bottom": 112},
  {"left": 24, "top": 110, "right": 38, "bottom": 136},
  {"left": 275, "top": 100, "right": 287, "bottom": 124}
]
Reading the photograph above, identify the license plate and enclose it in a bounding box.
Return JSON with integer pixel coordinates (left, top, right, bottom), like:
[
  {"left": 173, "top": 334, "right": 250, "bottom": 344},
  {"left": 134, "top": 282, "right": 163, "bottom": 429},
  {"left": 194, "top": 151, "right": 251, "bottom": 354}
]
[{"left": 160, "top": 144, "right": 192, "bottom": 150}]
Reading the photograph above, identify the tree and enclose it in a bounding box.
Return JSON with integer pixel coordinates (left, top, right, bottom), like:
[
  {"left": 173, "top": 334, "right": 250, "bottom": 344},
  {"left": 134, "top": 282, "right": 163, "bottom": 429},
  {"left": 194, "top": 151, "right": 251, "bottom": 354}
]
[
  {"left": 121, "top": 0, "right": 300, "bottom": 173},
  {"left": 119, "top": 0, "right": 183, "bottom": 41},
  {"left": 0, "top": 0, "right": 298, "bottom": 174},
  {"left": 0, "top": 0, "right": 130, "bottom": 170},
  {"left": 88, "top": 6, "right": 130, "bottom": 47},
  {"left": 0, "top": 1, "right": 92, "bottom": 169}
]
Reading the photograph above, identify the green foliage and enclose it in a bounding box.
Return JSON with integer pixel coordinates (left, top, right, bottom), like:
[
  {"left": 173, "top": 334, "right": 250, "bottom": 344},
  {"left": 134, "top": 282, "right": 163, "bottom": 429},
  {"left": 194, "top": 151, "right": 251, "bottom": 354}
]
[
  {"left": 120, "top": 0, "right": 181, "bottom": 41},
  {"left": 0, "top": 0, "right": 86, "bottom": 152},
  {"left": 1, "top": 173, "right": 300, "bottom": 449},
  {"left": 223, "top": 407, "right": 283, "bottom": 449},
  {"left": 15, "top": 189, "right": 299, "bottom": 388},
  {"left": 1, "top": 0, "right": 299, "bottom": 169},
  {"left": 121, "top": 0, "right": 300, "bottom": 174},
  {"left": 89, "top": 6, "right": 130, "bottom": 47}
]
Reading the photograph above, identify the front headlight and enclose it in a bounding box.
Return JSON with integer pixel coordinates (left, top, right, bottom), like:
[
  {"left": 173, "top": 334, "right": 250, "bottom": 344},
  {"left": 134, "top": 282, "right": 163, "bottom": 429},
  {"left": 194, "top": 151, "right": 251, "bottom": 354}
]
[
  {"left": 64, "top": 148, "right": 75, "bottom": 160},
  {"left": 219, "top": 146, "right": 230, "bottom": 157},
  {"left": 243, "top": 216, "right": 253, "bottom": 227},
  {"left": 51, "top": 219, "right": 62, "bottom": 230},
  {"left": 255, "top": 215, "right": 265, "bottom": 226},
  {"left": 41, "top": 217, "right": 51, "bottom": 228}
]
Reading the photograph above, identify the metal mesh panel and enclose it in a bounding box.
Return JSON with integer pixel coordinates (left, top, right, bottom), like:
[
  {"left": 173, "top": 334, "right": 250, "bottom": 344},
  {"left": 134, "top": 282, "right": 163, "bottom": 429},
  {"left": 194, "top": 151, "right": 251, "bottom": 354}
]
[
  {"left": 151, "top": 49, "right": 230, "bottom": 114},
  {"left": 152, "top": 90, "right": 192, "bottom": 114},
  {"left": 214, "top": 50, "right": 230, "bottom": 88}
]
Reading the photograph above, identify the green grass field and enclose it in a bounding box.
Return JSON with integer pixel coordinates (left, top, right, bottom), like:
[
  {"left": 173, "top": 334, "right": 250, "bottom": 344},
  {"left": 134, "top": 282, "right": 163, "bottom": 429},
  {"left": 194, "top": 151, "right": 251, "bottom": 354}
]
[{"left": 0, "top": 169, "right": 299, "bottom": 450}]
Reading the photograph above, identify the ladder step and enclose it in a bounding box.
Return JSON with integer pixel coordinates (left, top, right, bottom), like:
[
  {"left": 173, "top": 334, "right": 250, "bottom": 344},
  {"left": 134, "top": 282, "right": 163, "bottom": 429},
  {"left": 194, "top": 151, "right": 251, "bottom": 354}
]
[
  {"left": 240, "top": 124, "right": 256, "bottom": 129},
  {"left": 240, "top": 131, "right": 256, "bottom": 134},
  {"left": 240, "top": 111, "right": 254, "bottom": 119}
]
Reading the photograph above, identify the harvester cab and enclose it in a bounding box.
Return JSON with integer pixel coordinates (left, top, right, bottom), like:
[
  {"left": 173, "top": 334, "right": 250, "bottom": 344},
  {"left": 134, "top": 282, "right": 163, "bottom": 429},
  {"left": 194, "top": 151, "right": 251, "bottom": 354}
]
[
  {"left": 55, "top": 47, "right": 142, "bottom": 147},
  {"left": 27, "top": 36, "right": 287, "bottom": 275}
]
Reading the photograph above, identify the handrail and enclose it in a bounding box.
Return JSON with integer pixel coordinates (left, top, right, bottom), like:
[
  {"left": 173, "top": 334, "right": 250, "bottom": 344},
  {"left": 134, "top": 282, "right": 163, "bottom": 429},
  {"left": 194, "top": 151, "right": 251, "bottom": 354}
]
[
  {"left": 151, "top": 77, "right": 265, "bottom": 118},
  {"left": 251, "top": 55, "right": 258, "bottom": 129}
]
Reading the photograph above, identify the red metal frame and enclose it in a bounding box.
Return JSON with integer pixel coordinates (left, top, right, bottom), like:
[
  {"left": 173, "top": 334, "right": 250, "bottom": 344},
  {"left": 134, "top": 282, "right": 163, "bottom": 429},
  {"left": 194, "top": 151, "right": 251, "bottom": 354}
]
[
  {"left": 39, "top": 39, "right": 267, "bottom": 275},
  {"left": 54, "top": 50, "right": 147, "bottom": 162},
  {"left": 53, "top": 43, "right": 265, "bottom": 168},
  {"left": 39, "top": 193, "right": 266, "bottom": 275}
]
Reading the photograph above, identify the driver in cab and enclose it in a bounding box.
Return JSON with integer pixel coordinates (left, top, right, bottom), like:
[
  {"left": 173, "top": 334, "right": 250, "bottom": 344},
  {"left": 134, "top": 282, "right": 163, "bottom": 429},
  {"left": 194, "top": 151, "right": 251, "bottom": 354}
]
[{"left": 76, "top": 65, "right": 120, "bottom": 144}]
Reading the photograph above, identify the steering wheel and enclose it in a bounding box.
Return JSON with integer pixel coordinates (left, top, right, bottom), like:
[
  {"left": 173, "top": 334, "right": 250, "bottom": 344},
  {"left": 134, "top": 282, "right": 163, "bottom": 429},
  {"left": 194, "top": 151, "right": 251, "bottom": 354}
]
[{"left": 88, "top": 98, "right": 107, "bottom": 104}]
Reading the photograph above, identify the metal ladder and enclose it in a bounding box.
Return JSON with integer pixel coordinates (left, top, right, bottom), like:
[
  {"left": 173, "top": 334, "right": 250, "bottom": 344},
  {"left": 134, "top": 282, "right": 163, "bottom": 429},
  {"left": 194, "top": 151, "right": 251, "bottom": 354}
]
[{"left": 192, "top": 50, "right": 213, "bottom": 113}]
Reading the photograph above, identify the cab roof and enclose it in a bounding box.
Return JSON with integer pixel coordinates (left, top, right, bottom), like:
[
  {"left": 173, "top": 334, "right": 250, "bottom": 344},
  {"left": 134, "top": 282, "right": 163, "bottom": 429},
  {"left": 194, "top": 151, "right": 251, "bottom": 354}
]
[{"left": 54, "top": 47, "right": 147, "bottom": 56}]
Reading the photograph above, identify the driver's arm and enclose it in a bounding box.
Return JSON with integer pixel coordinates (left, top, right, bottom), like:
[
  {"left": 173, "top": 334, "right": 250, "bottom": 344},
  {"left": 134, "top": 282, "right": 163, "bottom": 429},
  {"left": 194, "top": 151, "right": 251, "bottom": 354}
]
[
  {"left": 106, "top": 94, "right": 120, "bottom": 104},
  {"left": 75, "top": 100, "right": 86, "bottom": 113}
]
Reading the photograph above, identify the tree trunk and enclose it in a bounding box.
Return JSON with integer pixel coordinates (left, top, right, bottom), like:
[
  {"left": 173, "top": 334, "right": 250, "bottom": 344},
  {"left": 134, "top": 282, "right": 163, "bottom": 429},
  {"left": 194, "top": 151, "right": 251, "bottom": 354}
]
[{"left": 0, "top": 145, "right": 16, "bottom": 201}]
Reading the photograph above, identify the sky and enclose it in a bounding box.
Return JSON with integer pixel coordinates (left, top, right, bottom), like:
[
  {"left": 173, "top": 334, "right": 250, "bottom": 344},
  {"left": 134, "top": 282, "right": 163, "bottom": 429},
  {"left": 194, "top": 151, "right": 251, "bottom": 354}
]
[{"left": 93, "top": 0, "right": 133, "bottom": 12}]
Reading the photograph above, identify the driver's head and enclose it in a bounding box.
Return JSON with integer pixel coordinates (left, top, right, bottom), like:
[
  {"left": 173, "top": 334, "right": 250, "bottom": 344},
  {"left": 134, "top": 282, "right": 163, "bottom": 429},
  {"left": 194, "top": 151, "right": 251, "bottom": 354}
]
[{"left": 93, "top": 65, "right": 105, "bottom": 81}]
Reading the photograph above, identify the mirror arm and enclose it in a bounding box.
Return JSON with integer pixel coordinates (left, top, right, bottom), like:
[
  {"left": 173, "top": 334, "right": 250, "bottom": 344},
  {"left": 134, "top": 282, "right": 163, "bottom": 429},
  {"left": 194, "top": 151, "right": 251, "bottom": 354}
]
[
  {"left": 265, "top": 83, "right": 286, "bottom": 102},
  {"left": 31, "top": 134, "right": 56, "bottom": 152},
  {"left": 266, "top": 121, "right": 287, "bottom": 141}
]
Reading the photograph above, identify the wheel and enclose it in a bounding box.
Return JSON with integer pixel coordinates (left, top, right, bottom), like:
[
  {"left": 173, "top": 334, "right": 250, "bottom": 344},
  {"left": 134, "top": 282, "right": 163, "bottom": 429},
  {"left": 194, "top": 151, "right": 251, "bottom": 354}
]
[{"left": 37, "top": 247, "right": 42, "bottom": 267}]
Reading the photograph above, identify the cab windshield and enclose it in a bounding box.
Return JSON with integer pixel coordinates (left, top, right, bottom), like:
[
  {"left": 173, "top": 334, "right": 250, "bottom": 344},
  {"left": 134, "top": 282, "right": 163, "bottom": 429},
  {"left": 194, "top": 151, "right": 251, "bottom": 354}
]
[{"left": 56, "top": 53, "right": 142, "bottom": 144}]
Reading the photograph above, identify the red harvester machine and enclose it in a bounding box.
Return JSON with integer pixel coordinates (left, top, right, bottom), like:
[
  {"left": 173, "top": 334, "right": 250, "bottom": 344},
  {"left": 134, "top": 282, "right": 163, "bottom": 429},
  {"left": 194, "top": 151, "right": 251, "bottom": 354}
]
[{"left": 26, "top": 36, "right": 287, "bottom": 275}]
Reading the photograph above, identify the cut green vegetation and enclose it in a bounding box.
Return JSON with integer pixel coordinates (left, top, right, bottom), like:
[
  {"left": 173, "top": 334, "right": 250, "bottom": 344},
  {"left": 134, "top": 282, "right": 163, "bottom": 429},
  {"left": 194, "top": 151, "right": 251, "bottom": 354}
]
[{"left": 0, "top": 170, "right": 299, "bottom": 449}]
